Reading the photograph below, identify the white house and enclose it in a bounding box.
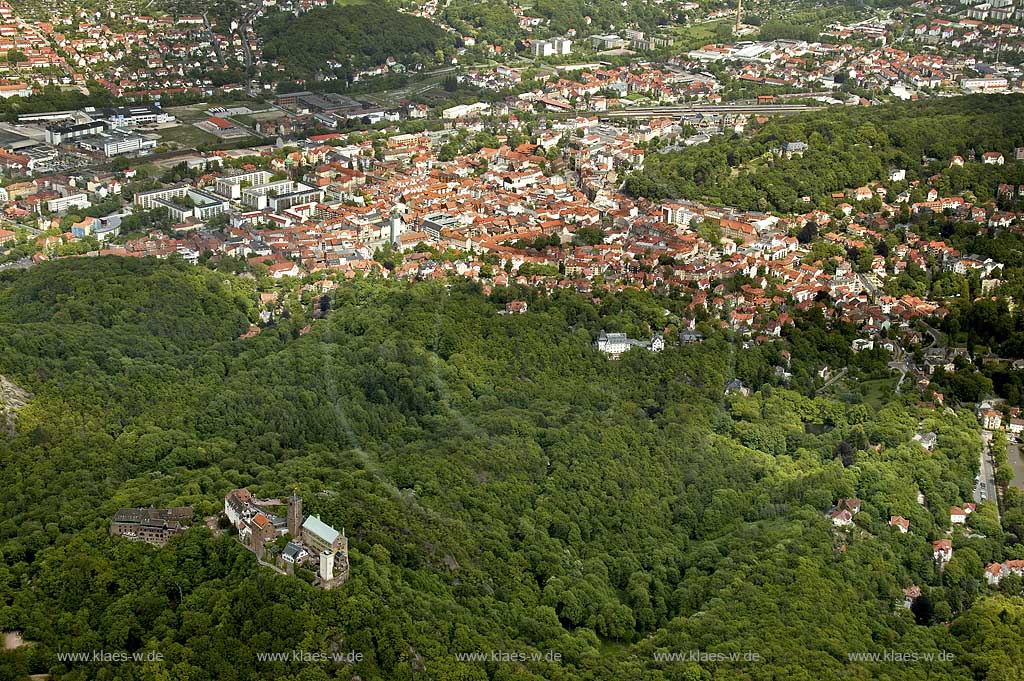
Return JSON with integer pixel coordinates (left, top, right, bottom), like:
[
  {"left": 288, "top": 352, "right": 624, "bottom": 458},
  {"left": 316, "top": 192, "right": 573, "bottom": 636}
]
[
  {"left": 985, "top": 560, "right": 1024, "bottom": 585},
  {"left": 852, "top": 338, "right": 874, "bottom": 352},
  {"left": 890, "top": 515, "right": 910, "bottom": 533},
  {"left": 830, "top": 509, "right": 854, "bottom": 527},
  {"left": 281, "top": 541, "right": 309, "bottom": 563},
  {"left": 980, "top": 409, "right": 1002, "bottom": 430},
  {"left": 1008, "top": 417, "right": 1024, "bottom": 437}
]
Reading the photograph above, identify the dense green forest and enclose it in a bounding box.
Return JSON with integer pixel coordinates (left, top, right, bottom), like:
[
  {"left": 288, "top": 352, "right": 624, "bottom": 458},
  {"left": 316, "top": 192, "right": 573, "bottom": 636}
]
[
  {"left": 626, "top": 95, "right": 1024, "bottom": 214},
  {"left": 442, "top": 0, "right": 674, "bottom": 46},
  {"left": 0, "top": 258, "right": 1022, "bottom": 680},
  {"left": 0, "top": 83, "right": 118, "bottom": 122},
  {"left": 257, "top": 5, "right": 450, "bottom": 82}
]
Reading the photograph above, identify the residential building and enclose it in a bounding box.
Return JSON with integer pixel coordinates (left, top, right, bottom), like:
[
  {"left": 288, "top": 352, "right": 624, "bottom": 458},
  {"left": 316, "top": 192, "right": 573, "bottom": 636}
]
[
  {"left": 46, "top": 193, "right": 90, "bottom": 214},
  {"left": 985, "top": 560, "right": 1024, "bottom": 585}
]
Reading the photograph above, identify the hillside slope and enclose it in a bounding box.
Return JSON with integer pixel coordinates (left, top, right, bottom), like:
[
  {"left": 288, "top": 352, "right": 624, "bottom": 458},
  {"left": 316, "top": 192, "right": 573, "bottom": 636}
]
[
  {"left": 626, "top": 94, "right": 1024, "bottom": 214},
  {"left": 0, "top": 258, "right": 1020, "bottom": 680}
]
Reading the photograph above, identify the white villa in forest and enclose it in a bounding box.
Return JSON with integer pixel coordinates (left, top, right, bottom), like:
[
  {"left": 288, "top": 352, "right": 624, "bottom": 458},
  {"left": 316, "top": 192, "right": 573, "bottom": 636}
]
[{"left": 595, "top": 330, "right": 665, "bottom": 359}]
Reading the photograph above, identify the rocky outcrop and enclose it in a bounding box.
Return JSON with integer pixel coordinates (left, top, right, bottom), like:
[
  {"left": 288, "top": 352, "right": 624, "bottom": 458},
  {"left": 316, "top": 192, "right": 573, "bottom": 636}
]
[{"left": 0, "top": 375, "right": 31, "bottom": 435}]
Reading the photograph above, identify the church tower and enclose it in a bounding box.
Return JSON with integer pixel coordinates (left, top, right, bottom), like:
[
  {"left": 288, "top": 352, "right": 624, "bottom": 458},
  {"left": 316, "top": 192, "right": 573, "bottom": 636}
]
[{"left": 388, "top": 207, "right": 405, "bottom": 246}]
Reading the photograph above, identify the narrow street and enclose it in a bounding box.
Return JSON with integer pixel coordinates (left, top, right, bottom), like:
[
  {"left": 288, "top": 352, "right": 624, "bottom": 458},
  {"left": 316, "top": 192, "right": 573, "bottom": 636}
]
[
  {"left": 203, "top": 13, "right": 226, "bottom": 67},
  {"left": 239, "top": 4, "right": 263, "bottom": 98},
  {"left": 977, "top": 430, "right": 1000, "bottom": 517}
]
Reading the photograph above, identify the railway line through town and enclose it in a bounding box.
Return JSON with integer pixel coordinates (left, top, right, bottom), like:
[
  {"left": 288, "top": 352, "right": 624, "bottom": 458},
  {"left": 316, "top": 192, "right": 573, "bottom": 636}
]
[{"left": 596, "top": 103, "right": 826, "bottom": 119}]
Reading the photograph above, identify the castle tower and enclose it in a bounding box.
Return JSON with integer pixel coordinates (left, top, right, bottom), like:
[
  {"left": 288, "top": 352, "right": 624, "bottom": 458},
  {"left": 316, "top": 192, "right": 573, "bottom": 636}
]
[
  {"left": 319, "top": 550, "right": 334, "bottom": 582},
  {"left": 335, "top": 528, "right": 351, "bottom": 584},
  {"left": 287, "top": 493, "right": 302, "bottom": 537},
  {"left": 335, "top": 527, "right": 349, "bottom": 554}
]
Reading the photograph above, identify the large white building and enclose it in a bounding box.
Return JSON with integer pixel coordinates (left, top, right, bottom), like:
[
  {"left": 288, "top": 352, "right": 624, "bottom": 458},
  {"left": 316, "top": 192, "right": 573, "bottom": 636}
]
[
  {"left": 590, "top": 34, "right": 626, "bottom": 50},
  {"left": 78, "top": 129, "right": 157, "bottom": 157},
  {"left": 442, "top": 102, "right": 490, "bottom": 119},
  {"left": 134, "top": 184, "right": 228, "bottom": 221},
  {"left": 0, "top": 83, "right": 31, "bottom": 99},
  {"left": 45, "top": 193, "right": 91, "bottom": 214},
  {"left": 135, "top": 184, "right": 191, "bottom": 210},
  {"left": 95, "top": 104, "right": 175, "bottom": 127},
  {"left": 961, "top": 77, "right": 1008, "bottom": 93},
  {"left": 45, "top": 120, "right": 106, "bottom": 145},
  {"left": 532, "top": 37, "right": 572, "bottom": 57},
  {"left": 215, "top": 169, "right": 274, "bottom": 200},
  {"left": 242, "top": 180, "right": 324, "bottom": 211},
  {"left": 594, "top": 330, "right": 665, "bottom": 359}
]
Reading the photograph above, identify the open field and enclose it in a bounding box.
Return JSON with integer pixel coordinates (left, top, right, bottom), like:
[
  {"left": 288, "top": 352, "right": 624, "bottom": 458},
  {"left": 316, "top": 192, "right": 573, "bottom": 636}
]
[
  {"left": 670, "top": 20, "right": 730, "bottom": 51},
  {"left": 860, "top": 377, "right": 900, "bottom": 410},
  {"left": 164, "top": 100, "right": 264, "bottom": 123},
  {"left": 156, "top": 124, "right": 220, "bottom": 149},
  {"left": 1008, "top": 442, "right": 1024, "bottom": 491}
]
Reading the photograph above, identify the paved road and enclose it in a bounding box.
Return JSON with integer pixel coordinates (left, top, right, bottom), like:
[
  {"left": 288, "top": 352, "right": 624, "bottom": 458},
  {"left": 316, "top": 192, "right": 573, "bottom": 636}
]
[
  {"left": 858, "top": 273, "right": 879, "bottom": 299},
  {"left": 239, "top": 3, "right": 264, "bottom": 98},
  {"left": 977, "top": 430, "right": 998, "bottom": 508},
  {"left": 203, "top": 13, "right": 226, "bottom": 68},
  {"left": 888, "top": 360, "right": 908, "bottom": 392},
  {"left": 815, "top": 367, "right": 849, "bottom": 394}
]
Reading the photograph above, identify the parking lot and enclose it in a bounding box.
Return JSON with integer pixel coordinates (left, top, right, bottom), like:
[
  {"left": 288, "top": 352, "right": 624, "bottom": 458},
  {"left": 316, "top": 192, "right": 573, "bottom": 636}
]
[{"left": 1007, "top": 441, "right": 1024, "bottom": 491}]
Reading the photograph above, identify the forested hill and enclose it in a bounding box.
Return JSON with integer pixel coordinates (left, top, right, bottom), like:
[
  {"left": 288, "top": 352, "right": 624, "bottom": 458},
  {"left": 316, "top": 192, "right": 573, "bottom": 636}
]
[
  {"left": 257, "top": 5, "right": 450, "bottom": 81},
  {"left": 0, "top": 257, "right": 252, "bottom": 350},
  {"left": 625, "top": 95, "right": 1024, "bottom": 214},
  {"left": 0, "top": 258, "right": 1022, "bottom": 680}
]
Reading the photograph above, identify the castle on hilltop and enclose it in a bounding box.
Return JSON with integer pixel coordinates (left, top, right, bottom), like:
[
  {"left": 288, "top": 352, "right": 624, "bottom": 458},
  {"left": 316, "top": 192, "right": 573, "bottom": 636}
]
[{"left": 225, "top": 488, "right": 349, "bottom": 588}]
